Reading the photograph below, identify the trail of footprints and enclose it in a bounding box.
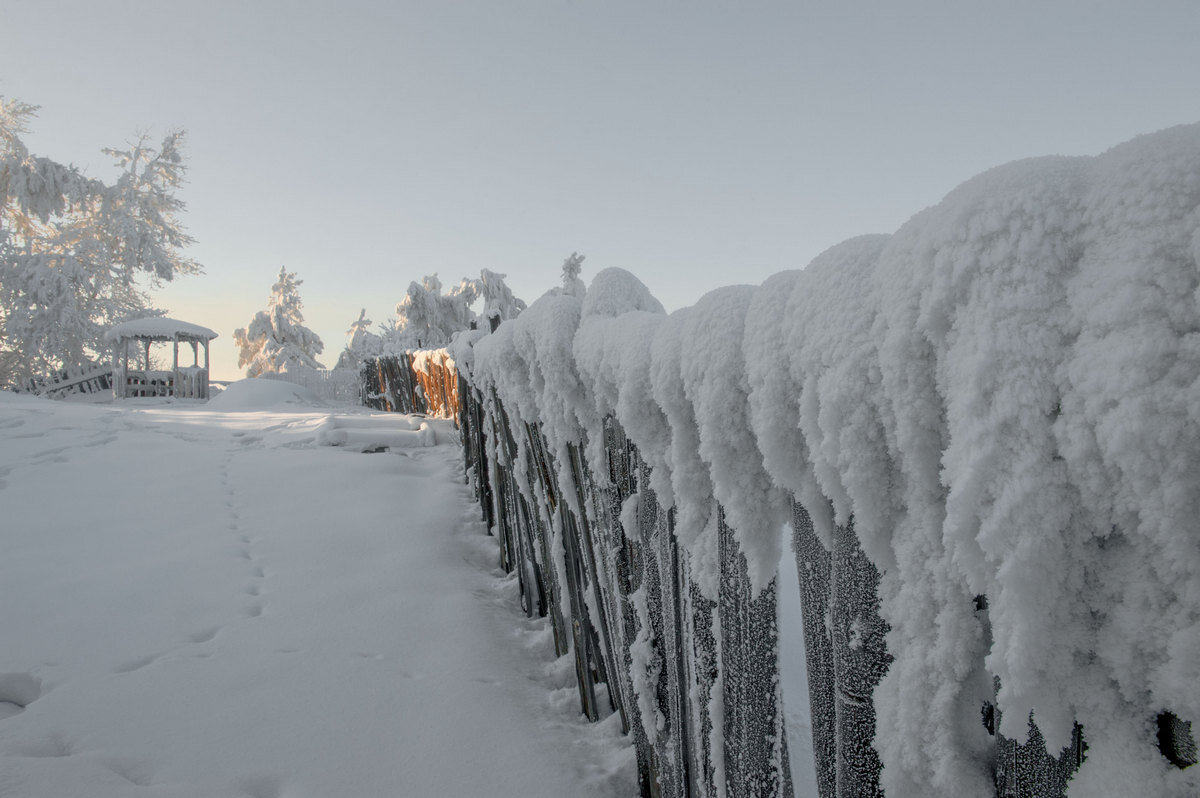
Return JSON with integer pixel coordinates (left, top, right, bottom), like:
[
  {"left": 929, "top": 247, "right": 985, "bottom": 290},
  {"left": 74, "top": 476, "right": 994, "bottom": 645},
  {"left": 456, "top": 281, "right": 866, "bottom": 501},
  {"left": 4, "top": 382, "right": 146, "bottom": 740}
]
[
  {"left": 103, "top": 448, "right": 269, "bottom": 679},
  {"left": 220, "top": 449, "right": 268, "bottom": 622},
  {"left": 0, "top": 429, "right": 293, "bottom": 793}
]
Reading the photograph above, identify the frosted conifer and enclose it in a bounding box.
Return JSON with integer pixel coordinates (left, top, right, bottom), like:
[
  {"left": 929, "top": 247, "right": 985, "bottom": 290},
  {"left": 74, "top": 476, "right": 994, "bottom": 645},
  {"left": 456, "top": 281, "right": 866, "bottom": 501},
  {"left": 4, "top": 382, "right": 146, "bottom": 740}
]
[
  {"left": 234, "top": 268, "right": 325, "bottom": 376},
  {"left": 335, "top": 308, "right": 383, "bottom": 369}
]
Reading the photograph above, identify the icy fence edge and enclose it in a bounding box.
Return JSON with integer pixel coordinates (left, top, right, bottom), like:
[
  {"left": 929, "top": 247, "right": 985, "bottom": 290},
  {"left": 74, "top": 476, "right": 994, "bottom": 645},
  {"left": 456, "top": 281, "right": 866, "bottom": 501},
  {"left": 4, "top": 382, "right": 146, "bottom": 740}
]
[{"left": 456, "top": 384, "right": 794, "bottom": 798}]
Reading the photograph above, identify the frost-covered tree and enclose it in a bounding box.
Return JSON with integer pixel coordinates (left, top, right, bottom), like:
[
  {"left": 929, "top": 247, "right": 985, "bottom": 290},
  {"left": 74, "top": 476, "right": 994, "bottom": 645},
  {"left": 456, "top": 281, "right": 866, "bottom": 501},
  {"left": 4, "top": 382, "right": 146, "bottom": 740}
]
[
  {"left": 0, "top": 96, "right": 201, "bottom": 388},
  {"left": 335, "top": 308, "right": 383, "bottom": 370},
  {"left": 477, "top": 268, "right": 527, "bottom": 331},
  {"left": 384, "top": 274, "right": 479, "bottom": 351},
  {"left": 374, "top": 269, "right": 527, "bottom": 353},
  {"left": 234, "top": 268, "right": 325, "bottom": 376},
  {"left": 559, "top": 252, "right": 586, "bottom": 299}
]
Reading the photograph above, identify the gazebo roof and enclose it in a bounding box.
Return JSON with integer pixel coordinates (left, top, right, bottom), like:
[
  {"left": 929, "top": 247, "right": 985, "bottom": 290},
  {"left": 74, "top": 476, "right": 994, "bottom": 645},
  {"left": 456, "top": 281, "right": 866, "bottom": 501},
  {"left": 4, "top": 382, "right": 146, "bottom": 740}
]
[{"left": 105, "top": 317, "right": 219, "bottom": 344}]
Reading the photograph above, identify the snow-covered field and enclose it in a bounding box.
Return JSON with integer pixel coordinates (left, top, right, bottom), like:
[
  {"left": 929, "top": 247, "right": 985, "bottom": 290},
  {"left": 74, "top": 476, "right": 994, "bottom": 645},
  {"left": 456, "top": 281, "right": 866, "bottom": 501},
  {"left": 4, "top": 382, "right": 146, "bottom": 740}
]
[{"left": 0, "top": 382, "right": 636, "bottom": 797}]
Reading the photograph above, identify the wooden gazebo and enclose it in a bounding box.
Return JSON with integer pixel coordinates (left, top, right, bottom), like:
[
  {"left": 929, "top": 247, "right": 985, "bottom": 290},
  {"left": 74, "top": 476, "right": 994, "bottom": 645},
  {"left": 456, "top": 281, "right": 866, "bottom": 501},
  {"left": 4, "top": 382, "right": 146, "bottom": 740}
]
[{"left": 105, "top": 317, "right": 219, "bottom": 399}]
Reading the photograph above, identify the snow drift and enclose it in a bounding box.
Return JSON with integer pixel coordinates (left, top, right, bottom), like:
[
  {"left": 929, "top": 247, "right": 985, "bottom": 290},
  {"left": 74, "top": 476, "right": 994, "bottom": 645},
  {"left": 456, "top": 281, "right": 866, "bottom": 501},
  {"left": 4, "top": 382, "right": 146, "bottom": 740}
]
[{"left": 207, "top": 378, "right": 324, "bottom": 410}]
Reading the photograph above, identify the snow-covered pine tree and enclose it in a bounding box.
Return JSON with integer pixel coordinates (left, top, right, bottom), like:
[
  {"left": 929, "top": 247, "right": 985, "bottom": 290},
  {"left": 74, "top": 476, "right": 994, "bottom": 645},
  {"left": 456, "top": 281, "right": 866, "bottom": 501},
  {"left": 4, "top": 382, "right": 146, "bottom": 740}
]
[
  {"left": 0, "top": 97, "right": 201, "bottom": 388},
  {"left": 234, "top": 268, "right": 325, "bottom": 377},
  {"left": 335, "top": 308, "right": 383, "bottom": 370}
]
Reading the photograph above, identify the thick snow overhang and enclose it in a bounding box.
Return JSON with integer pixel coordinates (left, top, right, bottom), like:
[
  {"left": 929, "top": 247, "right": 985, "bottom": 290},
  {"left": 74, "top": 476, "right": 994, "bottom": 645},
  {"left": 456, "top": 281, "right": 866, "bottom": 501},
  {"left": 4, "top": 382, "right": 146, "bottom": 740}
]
[{"left": 105, "top": 317, "right": 220, "bottom": 344}]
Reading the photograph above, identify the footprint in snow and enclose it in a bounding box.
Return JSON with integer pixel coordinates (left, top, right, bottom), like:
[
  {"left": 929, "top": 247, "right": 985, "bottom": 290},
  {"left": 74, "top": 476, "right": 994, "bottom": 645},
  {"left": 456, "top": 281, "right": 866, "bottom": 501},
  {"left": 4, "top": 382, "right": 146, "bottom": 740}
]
[
  {"left": 16, "top": 732, "right": 73, "bottom": 758},
  {"left": 102, "top": 756, "right": 155, "bottom": 786},
  {"left": 189, "top": 627, "right": 220, "bottom": 644},
  {"left": 113, "top": 654, "right": 160, "bottom": 674},
  {"left": 0, "top": 672, "right": 41, "bottom": 719}
]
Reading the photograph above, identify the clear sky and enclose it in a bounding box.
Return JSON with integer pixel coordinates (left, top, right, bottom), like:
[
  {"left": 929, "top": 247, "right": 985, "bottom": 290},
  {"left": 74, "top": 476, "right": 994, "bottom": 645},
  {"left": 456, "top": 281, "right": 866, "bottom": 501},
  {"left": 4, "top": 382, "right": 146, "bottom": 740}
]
[{"left": 3, "top": 0, "right": 1198, "bottom": 380}]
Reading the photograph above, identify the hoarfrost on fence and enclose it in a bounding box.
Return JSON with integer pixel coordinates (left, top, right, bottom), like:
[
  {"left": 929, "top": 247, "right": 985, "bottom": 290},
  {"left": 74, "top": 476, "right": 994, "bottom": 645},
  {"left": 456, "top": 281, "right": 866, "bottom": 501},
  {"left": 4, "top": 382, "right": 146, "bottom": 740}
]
[{"left": 458, "top": 123, "right": 1200, "bottom": 797}]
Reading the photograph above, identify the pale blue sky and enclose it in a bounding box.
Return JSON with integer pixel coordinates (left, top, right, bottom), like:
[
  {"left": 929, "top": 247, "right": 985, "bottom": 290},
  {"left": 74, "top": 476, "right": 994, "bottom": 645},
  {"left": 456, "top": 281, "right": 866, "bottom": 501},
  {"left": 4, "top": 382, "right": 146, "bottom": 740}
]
[{"left": 3, "top": 1, "right": 1198, "bottom": 379}]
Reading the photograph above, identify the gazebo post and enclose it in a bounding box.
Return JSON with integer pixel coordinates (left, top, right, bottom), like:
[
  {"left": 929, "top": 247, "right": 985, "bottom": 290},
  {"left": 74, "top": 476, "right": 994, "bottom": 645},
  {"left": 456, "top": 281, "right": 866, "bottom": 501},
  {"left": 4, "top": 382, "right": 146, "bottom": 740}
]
[
  {"left": 202, "top": 340, "right": 212, "bottom": 400},
  {"left": 122, "top": 340, "right": 130, "bottom": 398},
  {"left": 144, "top": 339, "right": 153, "bottom": 396}
]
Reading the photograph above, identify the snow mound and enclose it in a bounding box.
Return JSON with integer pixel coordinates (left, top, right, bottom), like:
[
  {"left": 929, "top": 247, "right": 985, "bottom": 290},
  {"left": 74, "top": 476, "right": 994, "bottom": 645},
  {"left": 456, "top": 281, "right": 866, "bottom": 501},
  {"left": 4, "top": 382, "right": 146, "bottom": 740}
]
[
  {"left": 206, "top": 378, "right": 324, "bottom": 411},
  {"left": 0, "top": 389, "right": 38, "bottom": 405},
  {"left": 581, "top": 267, "right": 666, "bottom": 319},
  {"left": 0, "top": 672, "right": 41, "bottom": 707},
  {"left": 314, "top": 414, "right": 457, "bottom": 450}
]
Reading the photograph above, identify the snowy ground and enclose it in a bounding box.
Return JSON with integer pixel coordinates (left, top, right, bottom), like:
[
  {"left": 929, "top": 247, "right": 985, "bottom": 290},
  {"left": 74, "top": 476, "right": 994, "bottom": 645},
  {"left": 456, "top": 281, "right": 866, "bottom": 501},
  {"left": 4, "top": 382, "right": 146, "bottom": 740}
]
[{"left": 0, "top": 382, "right": 637, "bottom": 797}]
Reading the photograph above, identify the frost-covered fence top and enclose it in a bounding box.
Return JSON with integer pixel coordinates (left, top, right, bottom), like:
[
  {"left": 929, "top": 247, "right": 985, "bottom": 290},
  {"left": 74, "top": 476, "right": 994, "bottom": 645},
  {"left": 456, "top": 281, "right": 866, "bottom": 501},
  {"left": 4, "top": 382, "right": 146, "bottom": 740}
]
[{"left": 450, "top": 123, "right": 1200, "bottom": 797}]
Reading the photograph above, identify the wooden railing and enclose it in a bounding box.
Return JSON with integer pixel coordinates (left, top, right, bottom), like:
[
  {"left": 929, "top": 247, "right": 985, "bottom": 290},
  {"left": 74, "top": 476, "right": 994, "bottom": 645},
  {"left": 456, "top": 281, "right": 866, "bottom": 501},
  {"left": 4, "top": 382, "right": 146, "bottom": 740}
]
[
  {"left": 25, "top": 364, "right": 113, "bottom": 399},
  {"left": 115, "top": 368, "right": 174, "bottom": 398}
]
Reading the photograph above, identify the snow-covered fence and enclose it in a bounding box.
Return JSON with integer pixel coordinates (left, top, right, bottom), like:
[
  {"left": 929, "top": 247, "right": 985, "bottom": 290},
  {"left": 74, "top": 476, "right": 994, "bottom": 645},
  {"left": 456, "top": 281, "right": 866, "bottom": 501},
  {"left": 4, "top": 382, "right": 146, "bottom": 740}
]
[
  {"left": 359, "top": 351, "right": 460, "bottom": 418},
  {"left": 449, "top": 123, "right": 1200, "bottom": 798},
  {"left": 260, "top": 366, "right": 360, "bottom": 404},
  {"left": 173, "top": 365, "right": 209, "bottom": 399},
  {"left": 410, "top": 350, "right": 460, "bottom": 419},
  {"left": 116, "top": 368, "right": 169, "bottom": 397},
  {"left": 22, "top": 363, "right": 113, "bottom": 399},
  {"left": 457, "top": 358, "right": 792, "bottom": 798},
  {"left": 361, "top": 355, "right": 418, "bottom": 413}
]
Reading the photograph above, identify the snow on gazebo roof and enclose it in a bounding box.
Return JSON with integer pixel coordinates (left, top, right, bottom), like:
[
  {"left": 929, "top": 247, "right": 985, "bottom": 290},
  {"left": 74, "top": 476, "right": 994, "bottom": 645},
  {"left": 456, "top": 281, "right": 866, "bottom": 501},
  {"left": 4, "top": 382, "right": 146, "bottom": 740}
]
[{"left": 105, "top": 317, "right": 220, "bottom": 344}]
